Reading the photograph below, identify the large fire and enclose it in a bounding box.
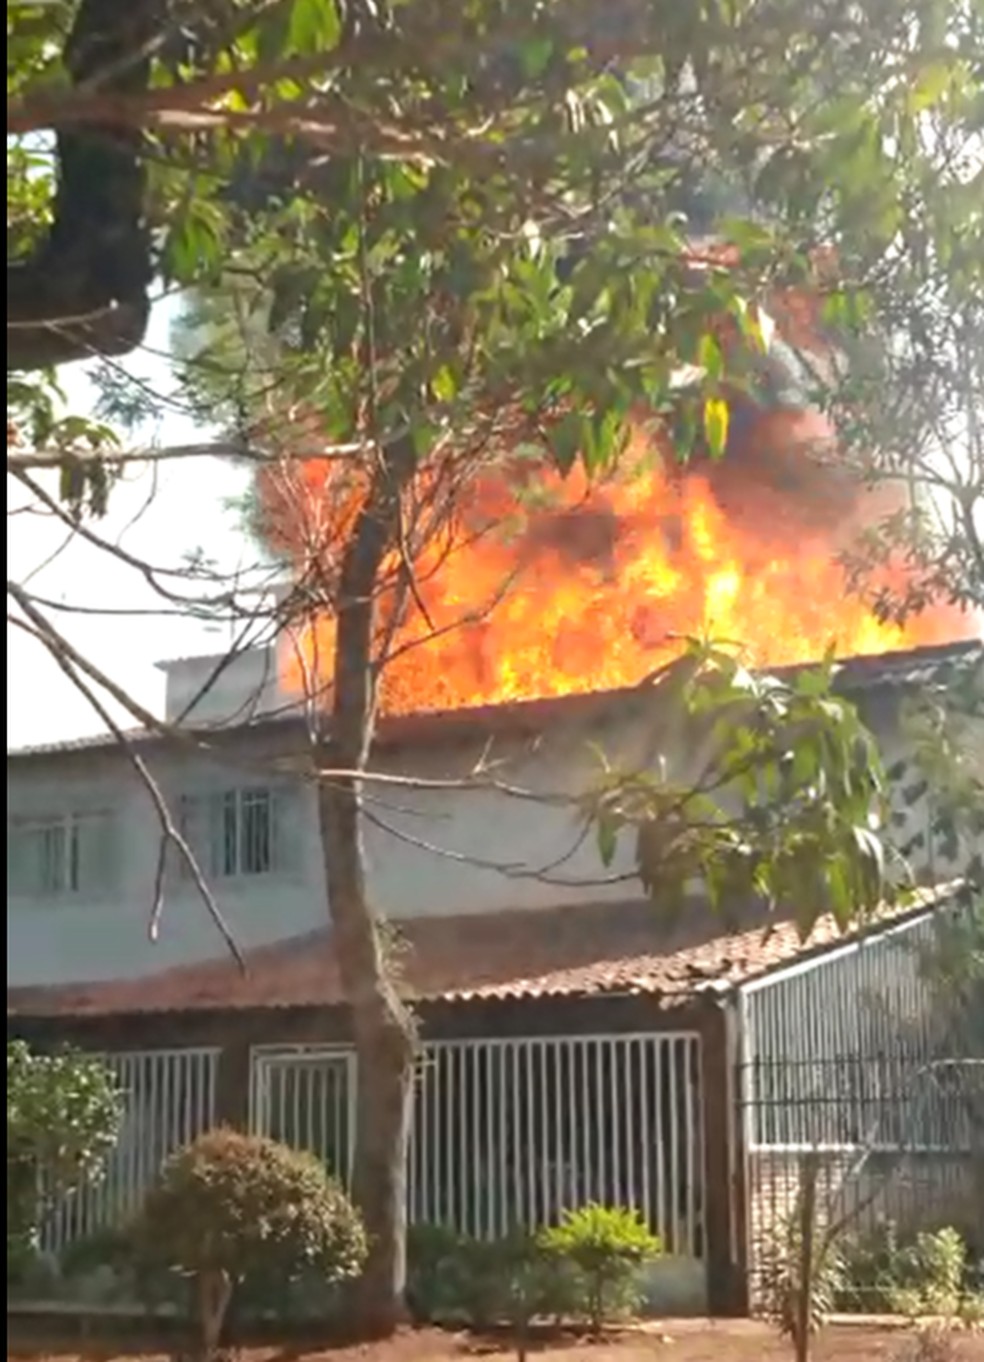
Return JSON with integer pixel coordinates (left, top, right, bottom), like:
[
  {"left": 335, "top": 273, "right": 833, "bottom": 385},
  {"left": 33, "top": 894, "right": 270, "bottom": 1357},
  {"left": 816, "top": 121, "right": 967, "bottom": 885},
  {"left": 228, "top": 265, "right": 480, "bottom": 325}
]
[
  {"left": 269, "top": 405, "right": 973, "bottom": 716},
  {"left": 264, "top": 268, "right": 974, "bottom": 714}
]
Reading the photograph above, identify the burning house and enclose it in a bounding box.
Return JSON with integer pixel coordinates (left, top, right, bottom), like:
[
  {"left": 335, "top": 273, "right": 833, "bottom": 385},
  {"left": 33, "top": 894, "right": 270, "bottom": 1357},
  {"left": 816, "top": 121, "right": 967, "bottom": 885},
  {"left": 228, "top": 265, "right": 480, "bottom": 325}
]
[
  {"left": 7, "top": 261, "right": 983, "bottom": 1312},
  {"left": 7, "top": 632, "right": 983, "bottom": 1315}
]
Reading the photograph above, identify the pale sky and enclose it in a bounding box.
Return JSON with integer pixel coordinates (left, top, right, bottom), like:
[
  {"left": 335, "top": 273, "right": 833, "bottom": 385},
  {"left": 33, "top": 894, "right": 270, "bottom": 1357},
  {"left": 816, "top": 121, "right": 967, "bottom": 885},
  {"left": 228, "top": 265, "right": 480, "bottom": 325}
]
[{"left": 7, "top": 302, "right": 254, "bottom": 749}]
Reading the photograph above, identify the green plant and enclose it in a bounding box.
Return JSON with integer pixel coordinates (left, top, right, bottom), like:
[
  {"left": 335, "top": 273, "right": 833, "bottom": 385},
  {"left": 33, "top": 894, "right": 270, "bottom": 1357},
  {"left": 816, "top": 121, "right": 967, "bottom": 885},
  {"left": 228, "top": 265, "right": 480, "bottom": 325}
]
[
  {"left": 131, "top": 1128, "right": 366, "bottom": 1360},
  {"left": 406, "top": 1223, "right": 469, "bottom": 1323},
  {"left": 839, "top": 1223, "right": 968, "bottom": 1319},
  {"left": 760, "top": 1217, "right": 846, "bottom": 1349},
  {"left": 889, "top": 1228, "right": 966, "bottom": 1319},
  {"left": 541, "top": 1204, "right": 661, "bottom": 1332},
  {"left": 892, "top": 1321, "right": 965, "bottom": 1362},
  {"left": 7, "top": 1041, "right": 122, "bottom": 1280},
  {"left": 406, "top": 1223, "right": 582, "bottom": 1333},
  {"left": 836, "top": 1219, "right": 903, "bottom": 1312},
  {"left": 958, "top": 1292, "right": 984, "bottom": 1331},
  {"left": 60, "top": 1225, "right": 132, "bottom": 1280},
  {"left": 60, "top": 1225, "right": 187, "bottom": 1312}
]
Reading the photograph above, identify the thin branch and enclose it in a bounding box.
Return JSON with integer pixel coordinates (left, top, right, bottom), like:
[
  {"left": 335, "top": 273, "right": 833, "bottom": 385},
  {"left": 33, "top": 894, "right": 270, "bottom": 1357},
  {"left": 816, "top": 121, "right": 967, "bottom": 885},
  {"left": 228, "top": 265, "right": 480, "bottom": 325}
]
[{"left": 10, "top": 612, "right": 244, "bottom": 966}]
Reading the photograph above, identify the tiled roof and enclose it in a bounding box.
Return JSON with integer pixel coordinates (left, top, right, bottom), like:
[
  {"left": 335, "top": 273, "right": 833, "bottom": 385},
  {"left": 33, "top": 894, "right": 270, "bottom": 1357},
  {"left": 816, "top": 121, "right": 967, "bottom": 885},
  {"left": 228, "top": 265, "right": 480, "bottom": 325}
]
[
  {"left": 7, "top": 887, "right": 952, "bottom": 1020},
  {"left": 7, "top": 638, "right": 981, "bottom": 761}
]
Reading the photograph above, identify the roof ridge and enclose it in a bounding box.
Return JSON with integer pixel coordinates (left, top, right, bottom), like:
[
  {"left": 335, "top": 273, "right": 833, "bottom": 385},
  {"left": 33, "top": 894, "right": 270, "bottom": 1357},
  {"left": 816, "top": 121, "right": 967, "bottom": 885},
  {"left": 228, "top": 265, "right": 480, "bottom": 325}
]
[{"left": 8, "top": 637, "right": 981, "bottom": 760}]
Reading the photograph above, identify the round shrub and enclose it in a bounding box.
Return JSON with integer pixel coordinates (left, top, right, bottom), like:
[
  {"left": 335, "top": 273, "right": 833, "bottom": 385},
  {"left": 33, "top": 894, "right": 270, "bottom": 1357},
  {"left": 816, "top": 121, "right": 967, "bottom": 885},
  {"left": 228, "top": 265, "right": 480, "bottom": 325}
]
[
  {"left": 541, "top": 1204, "right": 662, "bottom": 1331},
  {"left": 132, "top": 1128, "right": 366, "bottom": 1357}
]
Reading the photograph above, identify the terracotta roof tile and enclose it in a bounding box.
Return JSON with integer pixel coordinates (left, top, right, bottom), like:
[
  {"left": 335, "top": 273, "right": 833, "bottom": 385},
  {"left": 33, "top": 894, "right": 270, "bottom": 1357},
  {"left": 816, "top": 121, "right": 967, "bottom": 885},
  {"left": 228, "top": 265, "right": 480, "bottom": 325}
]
[{"left": 7, "top": 886, "right": 953, "bottom": 1019}]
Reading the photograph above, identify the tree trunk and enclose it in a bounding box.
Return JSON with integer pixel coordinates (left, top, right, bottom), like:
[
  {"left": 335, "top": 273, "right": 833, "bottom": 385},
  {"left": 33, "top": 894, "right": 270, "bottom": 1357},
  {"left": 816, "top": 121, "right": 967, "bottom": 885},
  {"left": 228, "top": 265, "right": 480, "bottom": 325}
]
[
  {"left": 315, "top": 437, "right": 418, "bottom": 1336},
  {"left": 8, "top": 0, "right": 156, "bottom": 373},
  {"left": 197, "top": 1267, "right": 232, "bottom": 1362},
  {"left": 794, "top": 1152, "right": 819, "bottom": 1362}
]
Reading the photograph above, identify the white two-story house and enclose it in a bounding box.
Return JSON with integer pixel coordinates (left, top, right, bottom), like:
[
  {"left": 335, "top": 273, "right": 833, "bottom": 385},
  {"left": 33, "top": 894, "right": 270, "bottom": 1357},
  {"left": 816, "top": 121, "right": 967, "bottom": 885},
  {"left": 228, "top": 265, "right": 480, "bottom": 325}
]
[{"left": 7, "top": 637, "right": 982, "bottom": 1316}]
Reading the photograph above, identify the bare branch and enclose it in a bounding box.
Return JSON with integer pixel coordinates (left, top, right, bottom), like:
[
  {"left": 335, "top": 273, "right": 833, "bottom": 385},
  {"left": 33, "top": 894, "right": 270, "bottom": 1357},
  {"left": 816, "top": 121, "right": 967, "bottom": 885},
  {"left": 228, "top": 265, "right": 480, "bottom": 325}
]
[{"left": 9, "top": 608, "right": 245, "bottom": 966}]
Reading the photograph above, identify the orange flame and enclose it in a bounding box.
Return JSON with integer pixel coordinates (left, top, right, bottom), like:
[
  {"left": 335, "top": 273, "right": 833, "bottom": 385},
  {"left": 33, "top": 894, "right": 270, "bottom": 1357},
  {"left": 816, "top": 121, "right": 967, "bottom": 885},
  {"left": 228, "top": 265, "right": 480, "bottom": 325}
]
[
  {"left": 264, "top": 268, "right": 973, "bottom": 714},
  {"left": 269, "top": 407, "right": 973, "bottom": 716}
]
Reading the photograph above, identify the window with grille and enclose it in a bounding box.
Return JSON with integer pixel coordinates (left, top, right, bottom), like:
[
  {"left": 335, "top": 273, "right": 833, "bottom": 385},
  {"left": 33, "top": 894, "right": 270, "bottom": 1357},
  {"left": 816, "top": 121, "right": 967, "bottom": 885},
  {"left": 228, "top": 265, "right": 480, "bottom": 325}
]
[
  {"left": 178, "top": 787, "right": 290, "bottom": 879},
  {"left": 7, "top": 811, "right": 117, "bottom": 897}
]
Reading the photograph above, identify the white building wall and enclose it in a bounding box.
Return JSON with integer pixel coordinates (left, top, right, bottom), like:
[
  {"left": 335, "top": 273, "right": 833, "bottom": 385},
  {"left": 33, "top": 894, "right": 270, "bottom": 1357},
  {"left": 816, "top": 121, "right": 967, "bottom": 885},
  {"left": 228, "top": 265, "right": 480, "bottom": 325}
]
[
  {"left": 6, "top": 705, "right": 650, "bottom": 985},
  {"left": 6, "top": 677, "right": 976, "bottom": 989}
]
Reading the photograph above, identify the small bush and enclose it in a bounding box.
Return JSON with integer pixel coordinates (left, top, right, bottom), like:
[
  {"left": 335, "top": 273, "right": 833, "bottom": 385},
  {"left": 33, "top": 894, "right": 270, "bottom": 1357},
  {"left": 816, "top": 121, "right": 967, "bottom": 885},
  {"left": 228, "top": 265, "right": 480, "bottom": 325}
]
[
  {"left": 406, "top": 1223, "right": 469, "bottom": 1323},
  {"left": 887, "top": 1228, "right": 964, "bottom": 1320},
  {"left": 61, "top": 1225, "right": 186, "bottom": 1311},
  {"left": 959, "top": 1293, "right": 984, "bottom": 1331},
  {"left": 540, "top": 1204, "right": 661, "bottom": 1332},
  {"left": 892, "top": 1322, "right": 965, "bottom": 1362},
  {"left": 838, "top": 1222, "right": 969, "bottom": 1318},
  {"left": 406, "top": 1224, "right": 579, "bottom": 1330},
  {"left": 132, "top": 1128, "right": 366, "bottom": 1358},
  {"left": 758, "top": 1212, "right": 845, "bottom": 1344},
  {"left": 7, "top": 1041, "right": 122, "bottom": 1279}
]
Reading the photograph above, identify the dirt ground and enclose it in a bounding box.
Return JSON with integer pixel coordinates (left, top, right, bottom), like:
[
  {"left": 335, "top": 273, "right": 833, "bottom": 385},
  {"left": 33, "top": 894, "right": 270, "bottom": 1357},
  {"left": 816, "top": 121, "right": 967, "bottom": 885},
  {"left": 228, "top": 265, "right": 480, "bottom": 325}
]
[{"left": 8, "top": 1322, "right": 984, "bottom": 1362}]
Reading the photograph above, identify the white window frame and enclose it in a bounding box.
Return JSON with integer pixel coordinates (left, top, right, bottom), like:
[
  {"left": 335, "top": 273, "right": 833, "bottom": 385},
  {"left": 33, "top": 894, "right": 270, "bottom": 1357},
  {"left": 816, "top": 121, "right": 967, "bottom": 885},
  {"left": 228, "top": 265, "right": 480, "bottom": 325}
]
[
  {"left": 178, "top": 785, "right": 287, "bottom": 881},
  {"left": 8, "top": 810, "right": 115, "bottom": 898}
]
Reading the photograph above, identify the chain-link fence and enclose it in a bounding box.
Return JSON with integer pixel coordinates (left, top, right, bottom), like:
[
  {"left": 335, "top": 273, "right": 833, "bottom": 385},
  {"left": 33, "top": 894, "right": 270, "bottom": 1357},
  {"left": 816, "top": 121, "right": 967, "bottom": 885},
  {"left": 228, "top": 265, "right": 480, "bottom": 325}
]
[{"left": 742, "top": 1052, "right": 984, "bottom": 1312}]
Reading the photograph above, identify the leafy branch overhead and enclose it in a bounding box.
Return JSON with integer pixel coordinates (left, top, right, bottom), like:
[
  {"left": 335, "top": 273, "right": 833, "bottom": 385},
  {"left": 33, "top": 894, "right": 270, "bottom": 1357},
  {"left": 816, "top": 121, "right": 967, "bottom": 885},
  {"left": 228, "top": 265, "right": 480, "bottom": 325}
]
[
  {"left": 589, "top": 642, "right": 893, "bottom": 935},
  {"left": 9, "top": 0, "right": 984, "bottom": 396}
]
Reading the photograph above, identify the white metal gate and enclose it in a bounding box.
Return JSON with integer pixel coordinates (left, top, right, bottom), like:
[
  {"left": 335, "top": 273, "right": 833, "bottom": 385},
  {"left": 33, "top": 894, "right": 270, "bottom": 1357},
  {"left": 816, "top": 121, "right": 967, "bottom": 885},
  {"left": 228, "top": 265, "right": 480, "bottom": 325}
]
[
  {"left": 249, "top": 1033, "right": 704, "bottom": 1258},
  {"left": 249, "top": 1045, "right": 356, "bottom": 1182},
  {"left": 42, "top": 1047, "right": 218, "bottom": 1254}
]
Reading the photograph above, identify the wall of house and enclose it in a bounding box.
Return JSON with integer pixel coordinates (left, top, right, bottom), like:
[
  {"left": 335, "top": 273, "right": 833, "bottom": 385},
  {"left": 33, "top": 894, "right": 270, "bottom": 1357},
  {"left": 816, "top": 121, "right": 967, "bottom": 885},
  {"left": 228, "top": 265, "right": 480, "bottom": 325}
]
[{"left": 7, "top": 672, "right": 975, "bottom": 988}]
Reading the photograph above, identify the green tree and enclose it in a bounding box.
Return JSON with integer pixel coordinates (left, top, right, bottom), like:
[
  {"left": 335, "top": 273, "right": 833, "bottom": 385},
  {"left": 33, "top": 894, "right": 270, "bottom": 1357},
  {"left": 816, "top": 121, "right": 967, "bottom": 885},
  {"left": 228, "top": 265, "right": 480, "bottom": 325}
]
[
  {"left": 7, "top": 1041, "right": 123, "bottom": 1277},
  {"left": 7, "top": 0, "right": 983, "bottom": 375},
  {"left": 133, "top": 1129, "right": 367, "bottom": 1361}
]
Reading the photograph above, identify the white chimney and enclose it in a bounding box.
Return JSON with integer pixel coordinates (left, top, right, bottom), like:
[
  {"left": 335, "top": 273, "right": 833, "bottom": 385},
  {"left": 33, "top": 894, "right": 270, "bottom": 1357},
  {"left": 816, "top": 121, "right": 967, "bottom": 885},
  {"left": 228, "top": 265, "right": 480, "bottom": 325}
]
[{"left": 156, "top": 646, "right": 294, "bottom": 728}]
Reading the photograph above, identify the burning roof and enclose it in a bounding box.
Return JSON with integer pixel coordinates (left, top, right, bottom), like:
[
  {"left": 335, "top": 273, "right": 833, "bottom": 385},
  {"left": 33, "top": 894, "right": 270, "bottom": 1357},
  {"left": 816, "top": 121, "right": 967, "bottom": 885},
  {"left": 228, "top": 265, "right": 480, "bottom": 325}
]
[
  {"left": 275, "top": 434, "right": 976, "bottom": 718},
  {"left": 7, "top": 638, "right": 982, "bottom": 763},
  {"left": 263, "top": 263, "right": 975, "bottom": 717}
]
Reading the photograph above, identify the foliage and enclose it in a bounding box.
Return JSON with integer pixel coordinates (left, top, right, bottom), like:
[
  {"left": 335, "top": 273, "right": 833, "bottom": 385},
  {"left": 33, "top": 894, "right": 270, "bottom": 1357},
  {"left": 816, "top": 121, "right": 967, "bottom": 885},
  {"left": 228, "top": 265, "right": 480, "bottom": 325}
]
[
  {"left": 837, "top": 1222, "right": 972, "bottom": 1318},
  {"left": 407, "top": 1213, "right": 656, "bottom": 1333},
  {"left": 8, "top": 0, "right": 982, "bottom": 375},
  {"left": 132, "top": 1128, "right": 366, "bottom": 1357},
  {"left": 59, "top": 1224, "right": 188, "bottom": 1312},
  {"left": 7, "top": 1041, "right": 123, "bottom": 1279},
  {"left": 407, "top": 1223, "right": 580, "bottom": 1330},
  {"left": 590, "top": 640, "right": 894, "bottom": 933},
  {"left": 406, "top": 1223, "right": 471, "bottom": 1322},
  {"left": 759, "top": 1208, "right": 846, "bottom": 1349},
  {"left": 832, "top": 240, "right": 984, "bottom": 622},
  {"left": 892, "top": 1322, "right": 968, "bottom": 1362},
  {"left": 888, "top": 1228, "right": 968, "bottom": 1320},
  {"left": 540, "top": 1204, "right": 662, "bottom": 1332}
]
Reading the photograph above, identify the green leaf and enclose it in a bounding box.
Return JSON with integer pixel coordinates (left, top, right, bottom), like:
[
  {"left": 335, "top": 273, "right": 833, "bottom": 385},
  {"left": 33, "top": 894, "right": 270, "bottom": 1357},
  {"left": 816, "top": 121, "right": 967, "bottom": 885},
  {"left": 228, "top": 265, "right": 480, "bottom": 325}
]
[
  {"left": 703, "top": 396, "right": 729, "bottom": 459},
  {"left": 410, "top": 420, "right": 438, "bottom": 458},
  {"left": 698, "top": 332, "right": 724, "bottom": 381},
  {"left": 597, "top": 816, "right": 618, "bottom": 867},
  {"left": 908, "top": 60, "right": 953, "bottom": 113},
  {"left": 430, "top": 364, "right": 458, "bottom": 403},
  {"left": 519, "top": 35, "right": 554, "bottom": 80},
  {"left": 286, "top": 0, "right": 341, "bottom": 55},
  {"left": 549, "top": 412, "right": 584, "bottom": 475}
]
